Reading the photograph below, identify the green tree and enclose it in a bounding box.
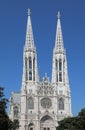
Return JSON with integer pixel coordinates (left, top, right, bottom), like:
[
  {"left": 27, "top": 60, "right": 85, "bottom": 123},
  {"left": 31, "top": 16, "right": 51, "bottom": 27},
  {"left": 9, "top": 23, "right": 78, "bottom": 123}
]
[
  {"left": 57, "top": 108, "right": 85, "bottom": 130},
  {"left": 0, "top": 87, "right": 12, "bottom": 130},
  {"left": 77, "top": 108, "right": 85, "bottom": 130},
  {"left": 57, "top": 117, "right": 76, "bottom": 130},
  {"left": 0, "top": 87, "right": 8, "bottom": 112},
  {"left": 12, "top": 119, "right": 19, "bottom": 130}
]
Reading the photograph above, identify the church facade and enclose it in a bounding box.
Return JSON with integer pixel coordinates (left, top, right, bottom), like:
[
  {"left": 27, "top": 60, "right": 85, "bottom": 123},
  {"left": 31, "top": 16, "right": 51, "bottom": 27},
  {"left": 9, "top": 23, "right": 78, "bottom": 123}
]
[{"left": 9, "top": 9, "right": 72, "bottom": 130}]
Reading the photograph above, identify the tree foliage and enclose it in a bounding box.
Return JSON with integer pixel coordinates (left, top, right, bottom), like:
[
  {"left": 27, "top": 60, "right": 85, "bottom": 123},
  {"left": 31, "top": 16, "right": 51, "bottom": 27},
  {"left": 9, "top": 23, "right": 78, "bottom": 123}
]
[
  {"left": 0, "top": 87, "right": 8, "bottom": 113},
  {"left": 0, "top": 87, "right": 10, "bottom": 130},
  {"left": 0, "top": 86, "right": 19, "bottom": 130},
  {"left": 57, "top": 108, "right": 85, "bottom": 130},
  {"left": 12, "top": 119, "right": 19, "bottom": 130}
]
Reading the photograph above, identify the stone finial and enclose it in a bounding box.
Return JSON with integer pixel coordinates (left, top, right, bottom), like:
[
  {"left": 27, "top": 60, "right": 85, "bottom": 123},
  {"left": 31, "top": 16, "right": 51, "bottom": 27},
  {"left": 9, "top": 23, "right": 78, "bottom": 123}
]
[
  {"left": 28, "top": 8, "right": 31, "bottom": 16},
  {"left": 57, "top": 11, "right": 60, "bottom": 19}
]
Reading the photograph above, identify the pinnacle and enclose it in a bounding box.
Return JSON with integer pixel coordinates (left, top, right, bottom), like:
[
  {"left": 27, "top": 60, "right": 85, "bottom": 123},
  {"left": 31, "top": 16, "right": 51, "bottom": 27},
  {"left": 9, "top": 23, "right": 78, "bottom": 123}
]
[
  {"left": 55, "top": 11, "right": 64, "bottom": 51},
  {"left": 28, "top": 8, "right": 31, "bottom": 16},
  {"left": 25, "top": 8, "right": 34, "bottom": 49},
  {"left": 57, "top": 11, "right": 60, "bottom": 19}
]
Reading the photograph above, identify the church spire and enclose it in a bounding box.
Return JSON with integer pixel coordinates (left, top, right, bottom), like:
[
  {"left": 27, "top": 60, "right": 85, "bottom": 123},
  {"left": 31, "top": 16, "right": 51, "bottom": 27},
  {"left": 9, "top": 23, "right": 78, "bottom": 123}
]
[
  {"left": 52, "top": 11, "right": 69, "bottom": 85},
  {"left": 55, "top": 11, "right": 64, "bottom": 52},
  {"left": 25, "top": 8, "right": 35, "bottom": 50},
  {"left": 21, "top": 9, "right": 39, "bottom": 90}
]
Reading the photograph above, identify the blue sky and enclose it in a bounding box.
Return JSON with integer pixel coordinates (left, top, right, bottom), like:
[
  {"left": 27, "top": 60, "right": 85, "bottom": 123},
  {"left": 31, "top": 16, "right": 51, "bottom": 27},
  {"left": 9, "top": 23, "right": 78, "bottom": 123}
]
[{"left": 0, "top": 0, "right": 85, "bottom": 116}]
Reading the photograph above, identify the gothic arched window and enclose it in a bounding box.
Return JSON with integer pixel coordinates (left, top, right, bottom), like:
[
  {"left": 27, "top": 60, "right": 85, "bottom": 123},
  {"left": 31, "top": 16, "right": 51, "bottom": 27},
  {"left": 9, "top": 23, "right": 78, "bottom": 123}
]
[
  {"left": 28, "top": 97, "right": 34, "bottom": 109},
  {"left": 58, "top": 98, "right": 64, "bottom": 110},
  {"left": 14, "top": 106, "right": 19, "bottom": 118},
  {"left": 56, "top": 60, "right": 58, "bottom": 82},
  {"left": 29, "top": 57, "right": 32, "bottom": 80},
  {"left": 33, "top": 57, "right": 35, "bottom": 81},
  {"left": 59, "top": 59, "right": 62, "bottom": 71},
  {"left": 56, "top": 60, "right": 58, "bottom": 70},
  {"left": 25, "top": 58, "right": 28, "bottom": 80},
  {"left": 29, "top": 57, "right": 32, "bottom": 69},
  {"left": 29, "top": 71, "right": 32, "bottom": 80},
  {"left": 59, "top": 72, "right": 62, "bottom": 82}
]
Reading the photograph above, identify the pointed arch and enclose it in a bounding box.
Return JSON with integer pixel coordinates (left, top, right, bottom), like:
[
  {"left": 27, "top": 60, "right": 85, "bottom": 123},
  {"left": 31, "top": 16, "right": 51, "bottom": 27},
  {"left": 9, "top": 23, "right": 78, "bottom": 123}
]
[
  {"left": 56, "top": 59, "right": 58, "bottom": 82},
  {"left": 29, "top": 57, "right": 32, "bottom": 69},
  {"left": 40, "top": 115, "right": 53, "bottom": 122},
  {"left": 59, "top": 59, "right": 62, "bottom": 71},
  {"left": 29, "top": 57, "right": 32, "bottom": 80},
  {"left": 28, "top": 122, "right": 34, "bottom": 130},
  {"left": 59, "top": 59, "right": 62, "bottom": 82},
  {"left": 28, "top": 97, "right": 34, "bottom": 109},
  {"left": 58, "top": 97, "right": 64, "bottom": 110},
  {"left": 56, "top": 59, "right": 58, "bottom": 70},
  {"left": 33, "top": 57, "right": 35, "bottom": 81},
  {"left": 13, "top": 106, "right": 19, "bottom": 118},
  {"left": 25, "top": 57, "right": 28, "bottom": 80},
  {"left": 59, "top": 72, "right": 62, "bottom": 82},
  {"left": 40, "top": 115, "right": 54, "bottom": 130}
]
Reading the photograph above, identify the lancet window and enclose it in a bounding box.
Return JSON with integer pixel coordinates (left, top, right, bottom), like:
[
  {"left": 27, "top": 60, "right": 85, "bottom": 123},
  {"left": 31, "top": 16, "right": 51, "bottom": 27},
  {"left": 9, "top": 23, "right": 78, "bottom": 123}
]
[
  {"left": 29, "top": 57, "right": 32, "bottom": 80},
  {"left": 28, "top": 97, "right": 34, "bottom": 109},
  {"left": 56, "top": 60, "right": 58, "bottom": 70},
  {"left": 33, "top": 57, "right": 35, "bottom": 81},
  {"left": 59, "top": 59, "right": 62, "bottom": 71},
  {"left": 29, "top": 57, "right": 32, "bottom": 69},
  {"left": 56, "top": 60, "right": 58, "bottom": 82},
  {"left": 59, "top": 72, "right": 62, "bottom": 82},
  {"left": 58, "top": 98, "right": 64, "bottom": 110},
  {"left": 13, "top": 106, "right": 19, "bottom": 118},
  {"left": 59, "top": 59, "right": 62, "bottom": 82},
  {"left": 25, "top": 57, "right": 28, "bottom": 80},
  {"left": 29, "top": 71, "right": 32, "bottom": 80}
]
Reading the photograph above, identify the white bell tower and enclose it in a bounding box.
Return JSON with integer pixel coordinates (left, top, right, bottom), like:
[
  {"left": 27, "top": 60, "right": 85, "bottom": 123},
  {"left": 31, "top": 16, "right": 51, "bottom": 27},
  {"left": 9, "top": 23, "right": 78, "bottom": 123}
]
[
  {"left": 52, "top": 12, "right": 72, "bottom": 117},
  {"left": 20, "top": 9, "right": 39, "bottom": 130},
  {"left": 52, "top": 12, "right": 69, "bottom": 86},
  {"left": 21, "top": 9, "right": 39, "bottom": 92}
]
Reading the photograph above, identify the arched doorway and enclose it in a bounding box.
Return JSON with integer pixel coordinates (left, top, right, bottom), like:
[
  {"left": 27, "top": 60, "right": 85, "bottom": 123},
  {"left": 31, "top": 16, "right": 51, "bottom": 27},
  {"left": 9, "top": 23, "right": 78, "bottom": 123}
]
[
  {"left": 40, "top": 115, "right": 54, "bottom": 130},
  {"left": 28, "top": 123, "right": 34, "bottom": 130}
]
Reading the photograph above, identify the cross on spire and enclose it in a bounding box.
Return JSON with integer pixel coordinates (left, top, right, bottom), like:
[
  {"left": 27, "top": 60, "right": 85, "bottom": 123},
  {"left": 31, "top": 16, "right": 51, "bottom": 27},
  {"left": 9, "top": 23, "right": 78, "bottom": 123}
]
[
  {"left": 57, "top": 11, "right": 60, "bottom": 19},
  {"left": 25, "top": 8, "right": 34, "bottom": 49},
  {"left": 28, "top": 8, "right": 31, "bottom": 16},
  {"left": 54, "top": 11, "right": 64, "bottom": 51}
]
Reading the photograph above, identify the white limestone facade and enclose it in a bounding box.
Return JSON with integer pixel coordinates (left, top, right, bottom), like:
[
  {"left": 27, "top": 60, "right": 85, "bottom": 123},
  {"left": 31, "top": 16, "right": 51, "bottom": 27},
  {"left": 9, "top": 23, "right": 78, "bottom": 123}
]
[{"left": 9, "top": 9, "right": 72, "bottom": 130}]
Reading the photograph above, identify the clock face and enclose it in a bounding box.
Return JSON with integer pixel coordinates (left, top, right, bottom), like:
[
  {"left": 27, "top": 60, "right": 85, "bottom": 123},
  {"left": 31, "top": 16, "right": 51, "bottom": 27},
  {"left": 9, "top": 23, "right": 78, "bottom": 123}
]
[{"left": 41, "top": 98, "right": 52, "bottom": 109}]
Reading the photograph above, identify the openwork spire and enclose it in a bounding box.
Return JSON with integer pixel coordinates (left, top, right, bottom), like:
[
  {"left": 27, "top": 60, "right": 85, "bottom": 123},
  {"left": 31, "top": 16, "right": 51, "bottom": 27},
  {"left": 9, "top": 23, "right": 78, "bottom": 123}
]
[
  {"left": 55, "top": 11, "right": 64, "bottom": 51},
  {"left": 22, "top": 8, "right": 39, "bottom": 86},
  {"left": 25, "top": 8, "right": 34, "bottom": 49},
  {"left": 52, "top": 11, "right": 69, "bottom": 85}
]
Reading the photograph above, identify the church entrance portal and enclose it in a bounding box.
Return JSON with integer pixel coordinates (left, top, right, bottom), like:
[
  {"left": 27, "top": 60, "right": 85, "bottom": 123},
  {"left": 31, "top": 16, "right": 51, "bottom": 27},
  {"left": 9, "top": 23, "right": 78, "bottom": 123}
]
[
  {"left": 28, "top": 123, "right": 34, "bottom": 130},
  {"left": 40, "top": 115, "right": 54, "bottom": 130}
]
